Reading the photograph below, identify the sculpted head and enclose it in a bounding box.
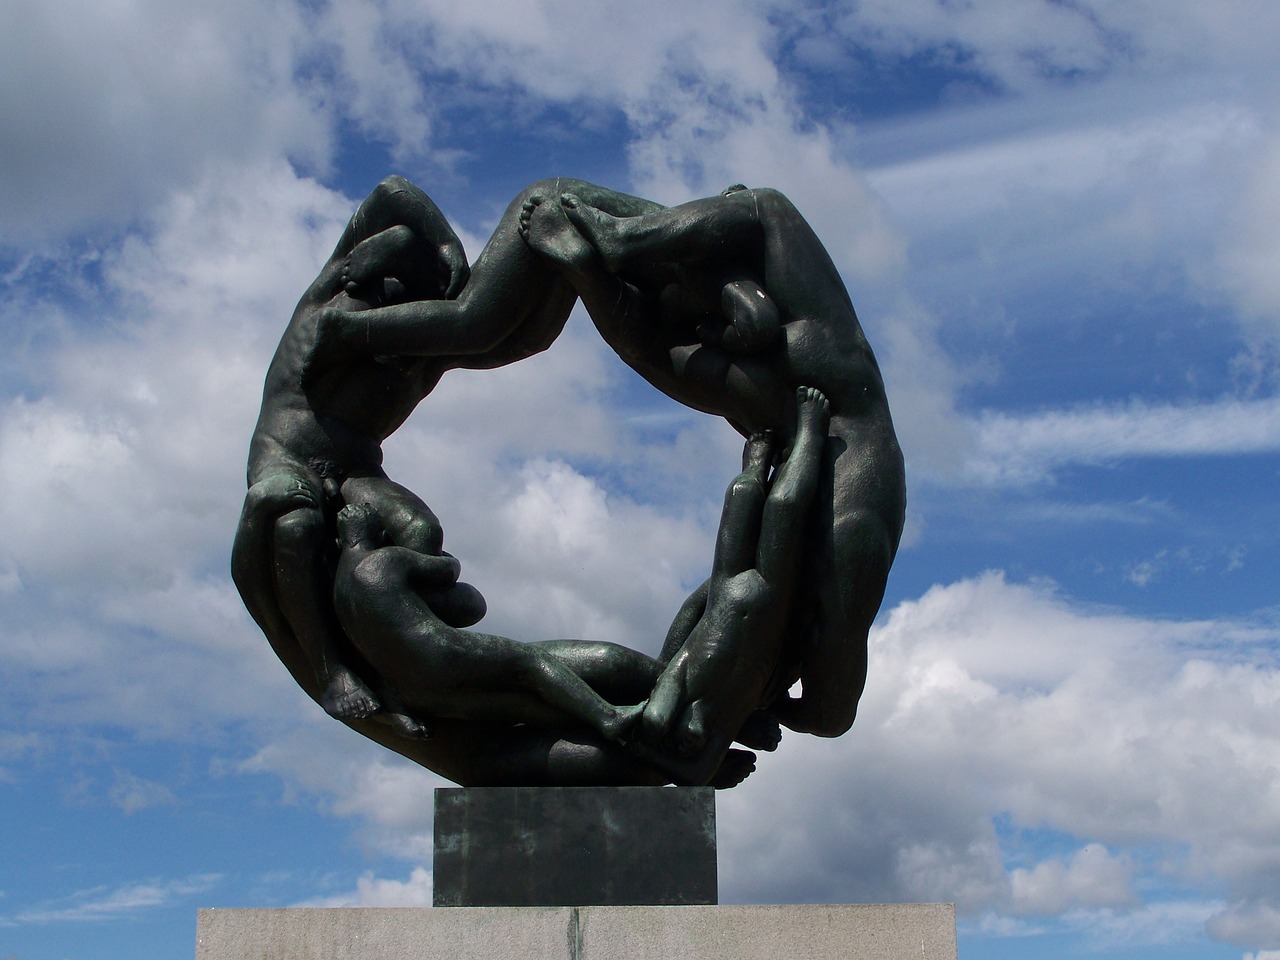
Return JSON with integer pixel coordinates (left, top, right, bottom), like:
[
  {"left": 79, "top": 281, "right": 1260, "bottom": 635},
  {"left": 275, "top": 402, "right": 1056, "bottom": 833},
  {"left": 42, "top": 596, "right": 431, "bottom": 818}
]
[{"left": 336, "top": 502, "right": 388, "bottom": 549}]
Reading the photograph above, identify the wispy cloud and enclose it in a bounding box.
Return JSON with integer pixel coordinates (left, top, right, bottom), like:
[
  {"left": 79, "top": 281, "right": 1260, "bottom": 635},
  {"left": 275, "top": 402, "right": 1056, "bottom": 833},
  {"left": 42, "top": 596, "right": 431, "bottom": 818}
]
[
  {"left": 107, "top": 770, "right": 176, "bottom": 815},
  {"left": 8, "top": 874, "right": 220, "bottom": 925},
  {"left": 965, "top": 395, "right": 1280, "bottom": 484}
]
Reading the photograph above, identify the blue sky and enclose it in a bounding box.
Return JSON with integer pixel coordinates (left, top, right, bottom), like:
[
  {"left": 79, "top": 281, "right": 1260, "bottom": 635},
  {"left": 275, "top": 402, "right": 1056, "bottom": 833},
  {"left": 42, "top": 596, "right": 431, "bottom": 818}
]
[{"left": 3, "top": 2, "right": 1280, "bottom": 958}]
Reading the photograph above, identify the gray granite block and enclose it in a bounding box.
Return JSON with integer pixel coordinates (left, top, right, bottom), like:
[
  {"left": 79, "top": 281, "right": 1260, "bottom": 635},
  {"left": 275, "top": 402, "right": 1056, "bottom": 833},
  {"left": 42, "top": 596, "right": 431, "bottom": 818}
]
[{"left": 195, "top": 904, "right": 957, "bottom": 960}]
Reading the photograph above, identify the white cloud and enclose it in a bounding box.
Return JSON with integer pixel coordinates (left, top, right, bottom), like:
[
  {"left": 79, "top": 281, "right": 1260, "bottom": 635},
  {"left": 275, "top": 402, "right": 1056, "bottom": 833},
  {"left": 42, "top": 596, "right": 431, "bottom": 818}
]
[
  {"left": 298, "top": 867, "right": 434, "bottom": 908},
  {"left": 397, "top": 1, "right": 781, "bottom": 111},
  {"left": 1065, "top": 899, "right": 1226, "bottom": 950},
  {"left": 826, "top": 1, "right": 1280, "bottom": 95},
  {"left": 714, "top": 571, "right": 1280, "bottom": 946},
  {"left": 239, "top": 723, "right": 441, "bottom": 861},
  {"left": 1218, "top": 132, "right": 1280, "bottom": 341},
  {"left": 862, "top": 89, "right": 1264, "bottom": 346},
  {"left": 0, "top": 161, "right": 357, "bottom": 739},
  {"left": 1212, "top": 902, "right": 1280, "bottom": 950},
  {"left": 851, "top": 0, "right": 1115, "bottom": 92},
  {"left": 108, "top": 770, "right": 176, "bottom": 815},
  {"left": 1009, "top": 844, "right": 1136, "bottom": 915},
  {"left": 9, "top": 875, "right": 220, "bottom": 924},
  {"left": 0, "top": 0, "right": 330, "bottom": 243},
  {"left": 965, "top": 395, "right": 1280, "bottom": 485}
]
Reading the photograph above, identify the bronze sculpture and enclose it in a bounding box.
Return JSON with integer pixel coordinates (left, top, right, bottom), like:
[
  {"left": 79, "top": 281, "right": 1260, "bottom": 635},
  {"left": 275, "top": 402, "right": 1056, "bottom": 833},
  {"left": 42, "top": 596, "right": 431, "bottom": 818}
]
[{"left": 232, "top": 175, "right": 905, "bottom": 788}]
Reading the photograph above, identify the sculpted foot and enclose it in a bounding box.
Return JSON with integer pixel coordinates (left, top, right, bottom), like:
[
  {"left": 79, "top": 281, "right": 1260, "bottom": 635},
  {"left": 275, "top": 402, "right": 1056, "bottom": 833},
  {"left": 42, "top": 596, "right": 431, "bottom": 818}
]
[
  {"left": 735, "top": 710, "right": 782, "bottom": 751},
  {"left": 796, "top": 385, "right": 831, "bottom": 433},
  {"left": 709, "top": 748, "right": 757, "bottom": 789},
  {"left": 559, "top": 193, "right": 627, "bottom": 272},
  {"left": 601, "top": 702, "right": 646, "bottom": 743},
  {"left": 322, "top": 667, "right": 380, "bottom": 720},
  {"left": 375, "top": 710, "right": 435, "bottom": 741},
  {"left": 519, "top": 195, "right": 597, "bottom": 274}
]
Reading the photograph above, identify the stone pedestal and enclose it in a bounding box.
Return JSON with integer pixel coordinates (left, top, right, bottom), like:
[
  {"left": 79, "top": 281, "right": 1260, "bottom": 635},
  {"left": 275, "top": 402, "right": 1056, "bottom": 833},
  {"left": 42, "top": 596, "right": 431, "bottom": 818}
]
[
  {"left": 195, "top": 903, "right": 958, "bottom": 960},
  {"left": 198, "top": 787, "right": 957, "bottom": 959},
  {"left": 433, "top": 786, "right": 716, "bottom": 907}
]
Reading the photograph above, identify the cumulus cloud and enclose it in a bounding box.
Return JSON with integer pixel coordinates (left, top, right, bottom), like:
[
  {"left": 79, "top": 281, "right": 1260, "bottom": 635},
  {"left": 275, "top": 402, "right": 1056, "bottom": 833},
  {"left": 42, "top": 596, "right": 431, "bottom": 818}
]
[
  {"left": 1009, "top": 844, "right": 1136, "bottom": 915},
  {"left": 713, "top": 572, "right": 1280, "bottom": 946},
  {"left": 298, "top": 867, "right": 434, "bottom": 908},
  {"left": 0, "top": 160, "right": 357, "bottom": 740},
  {"left": 1212, "top": 902, "right": 1280, "bottom": 950},
  {"left": 0, "top": 0, "right": 330, "bottom": 244}
]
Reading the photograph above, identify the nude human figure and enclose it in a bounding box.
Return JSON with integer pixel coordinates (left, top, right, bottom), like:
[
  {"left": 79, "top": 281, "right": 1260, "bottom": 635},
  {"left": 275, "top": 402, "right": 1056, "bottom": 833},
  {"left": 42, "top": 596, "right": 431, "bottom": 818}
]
[
  {"left": 326, "top": 500, "right": 762, "bottom": 788},
  {"left": 232, "top": 175, "right": 484, "bottom": 733},
  {"left": 629, "top": 388, "right": 829, "bottom": 785},
  {"left": 332, "top": 503, "right": 647, "bottom": 741},
  {"left": 520, "top": 186, "right": 907, "bottom": 738}
]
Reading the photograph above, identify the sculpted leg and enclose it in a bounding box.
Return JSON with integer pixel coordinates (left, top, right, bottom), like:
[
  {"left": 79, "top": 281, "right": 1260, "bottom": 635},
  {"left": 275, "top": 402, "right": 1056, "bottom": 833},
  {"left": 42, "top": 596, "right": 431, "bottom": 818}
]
[
  {"left": 272, "top": 506, "right": 379, "bottom": 720},
  {"left": 502, "top": 645, "right": 645, "bottom": 742},
  {"left": 529, "top": 639, "right": 661, "bottom": 703},
  {"left": 657, "top": 579, "right": 708, "bottom": 663},
  {"left": 774, "top": 509, "right": 894, "bottom": 737},
  {"left": 640, "top": 434, "right": 772, "bottom": 744},
  {"left": 317, "top": 179, "right": 662, "bottom": 365},
  {"left": 232, "top": 473, "right": 380, "bottom": 721},
  {"left": 560, "top": 187, "right": 760, "bottom": 273},
  {"left": 231, "top": 472, "right": 317, "bottom": 647},
  {"left": 709, "top": 432, "right": 773, "bottom": 577}
]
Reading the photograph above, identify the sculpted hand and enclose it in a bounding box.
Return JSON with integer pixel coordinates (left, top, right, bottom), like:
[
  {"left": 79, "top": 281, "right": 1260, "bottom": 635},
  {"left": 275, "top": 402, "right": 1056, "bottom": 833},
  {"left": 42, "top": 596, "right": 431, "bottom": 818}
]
[
  {"left": 438, "top": 240, "right": 470, "bottom": 299},
  {"left": 245, "top": 473, "right": 319, "bottom": 518}
]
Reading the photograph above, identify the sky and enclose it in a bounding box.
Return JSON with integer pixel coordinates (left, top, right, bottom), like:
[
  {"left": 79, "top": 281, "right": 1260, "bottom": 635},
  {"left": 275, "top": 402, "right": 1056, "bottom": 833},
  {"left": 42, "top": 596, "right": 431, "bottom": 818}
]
[{"left": 2, "top": 1, "right": 1279, "bottom": 959}]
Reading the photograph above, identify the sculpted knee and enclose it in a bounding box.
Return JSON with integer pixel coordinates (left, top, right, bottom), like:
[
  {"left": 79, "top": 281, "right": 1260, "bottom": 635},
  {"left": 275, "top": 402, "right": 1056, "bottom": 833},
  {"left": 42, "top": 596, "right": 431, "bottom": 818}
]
[
  {"left": 808, "top": 700, "right": 857, "bottom": 739},
  {"left": 748, "top": 186, "right": 790, "bottom": 214},
  {"left": 726, "top": 475, "right": 765, "bottom": 504},
  {"left": 373, "top": 175, "right": 414, "bottom": 200},
  {"left": 272, "top": 505, "right": 327, "bottom": 553}
]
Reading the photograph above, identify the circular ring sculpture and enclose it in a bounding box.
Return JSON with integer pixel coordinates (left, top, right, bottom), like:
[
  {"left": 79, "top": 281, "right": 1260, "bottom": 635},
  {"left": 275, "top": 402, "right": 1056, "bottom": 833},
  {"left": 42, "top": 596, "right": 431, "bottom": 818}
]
[{"left": 231, "top": 177, "right": 906, "bottom": 789}]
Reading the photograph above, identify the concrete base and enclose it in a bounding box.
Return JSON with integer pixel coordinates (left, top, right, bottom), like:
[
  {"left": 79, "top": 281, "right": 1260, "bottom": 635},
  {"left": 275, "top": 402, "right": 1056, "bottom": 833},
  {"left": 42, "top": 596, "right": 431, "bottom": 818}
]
[
  {"left": 195, "top": 903, "right": 957, "bottom": 960},
  {"left": 434, "top": 786, "right": 717, "bottom": 907}
]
